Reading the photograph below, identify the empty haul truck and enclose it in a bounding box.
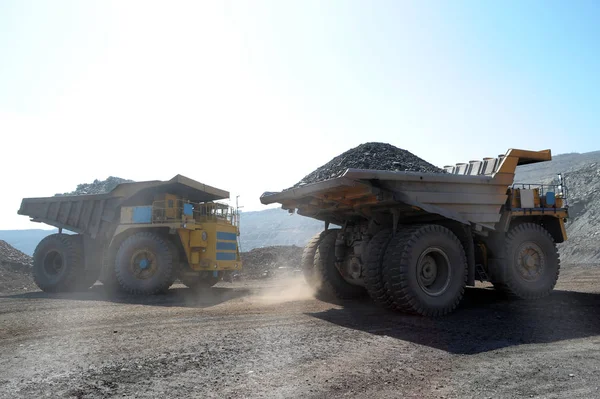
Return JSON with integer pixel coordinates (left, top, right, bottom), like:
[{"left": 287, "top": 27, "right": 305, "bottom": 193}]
[
  {"left": 18, "top": 175, "right": 242, "bottom": 295},
  {"left": 260, "top": 149, "right": 569, "bottom": 316}
]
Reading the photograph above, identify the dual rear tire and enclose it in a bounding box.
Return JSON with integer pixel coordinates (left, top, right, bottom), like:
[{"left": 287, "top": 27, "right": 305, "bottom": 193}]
[
  {"left": 32, "top": 233, "right": 86, "bottom": 293},
  {"left": 378, "top": 225, "right": 468, "bottom": 316},
  {"left": 302, "top": 225, "right": 467, "bottom": 316}
]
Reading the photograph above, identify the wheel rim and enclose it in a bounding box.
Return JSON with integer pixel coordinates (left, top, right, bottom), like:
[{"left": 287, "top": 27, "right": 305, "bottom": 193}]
[
  {"left": 129, "top": 249, "right": 158, "bottom": 280},
  {"left": 416, "top": 247, "right": 452, "bottom": 297},
  {"left": 43, "top": 250, "right": 64, "bottom": 276},
  {"left": 515, "top": 242, "right": 545, "bottom": 281}
]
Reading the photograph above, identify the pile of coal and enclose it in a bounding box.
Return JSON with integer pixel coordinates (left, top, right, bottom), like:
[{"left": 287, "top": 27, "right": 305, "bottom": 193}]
[
  {"left": 55, "top": 176, "right": 134, "bottom": 196},
  {"left": 293, "top": 142, "right": 444, "bottom": 188},
  {"left": 0, "top": 240, "right": 36, "bottom": 293},
  {"left": 239, "top": 246, "right": 304, "bottom": 279}
]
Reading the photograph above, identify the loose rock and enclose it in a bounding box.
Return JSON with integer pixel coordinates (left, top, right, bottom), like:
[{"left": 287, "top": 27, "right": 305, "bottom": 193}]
[
  {"left": 239, "top": 246, "right": 304, "bottom": 280},
  {"left": 54, "top": 176, "right": 133, "bottom": 197},
  {"left": 292, "top": 142, "right": 444, "bottom": 188},
  {"left": 0, "top": 240, "right": 35, "bottom": 293}
]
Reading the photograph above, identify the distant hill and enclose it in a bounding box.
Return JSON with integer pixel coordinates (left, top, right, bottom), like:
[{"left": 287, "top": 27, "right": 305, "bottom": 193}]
[
  {"left": 0, "top": 229, "right": 60, "bottom": 256},
  {"left": 3, "top": 150, "right": 600, "bottom": 263},
  {"left": 238, "top": 208, "right": 323, "bottom": 251}
]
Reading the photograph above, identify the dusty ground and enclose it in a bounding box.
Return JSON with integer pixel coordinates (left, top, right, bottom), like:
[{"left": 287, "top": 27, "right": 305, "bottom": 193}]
[{"left": 1, "top": 265, "right": 599, "bottom": 399}]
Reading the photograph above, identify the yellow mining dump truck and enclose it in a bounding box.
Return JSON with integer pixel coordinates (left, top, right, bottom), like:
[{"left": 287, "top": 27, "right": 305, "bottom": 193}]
[
  {"left": 18, "top": 175, "right": 242, "bottom": 295},
  {"left": 260, "top": 149, "right": 569, "bottom": 316}
]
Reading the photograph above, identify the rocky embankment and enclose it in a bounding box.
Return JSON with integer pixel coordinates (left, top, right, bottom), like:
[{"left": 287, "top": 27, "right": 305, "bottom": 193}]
[{"left": 0, "top": 240, "right": 35, "bottom": 292}]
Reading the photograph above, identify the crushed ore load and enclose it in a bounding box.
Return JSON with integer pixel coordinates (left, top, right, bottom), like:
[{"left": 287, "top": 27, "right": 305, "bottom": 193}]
[
  {"left": 293, "top": 142, "right": 445, "bottom": 188},
  {"left": 239, "top": 246, "right": 304, "bottom": 279},
  {"left": 55, "top": 176, "right": 134, "bottom": 196},
  {"left": 0, "top": 240, "right": 35, "bottom": 293}
]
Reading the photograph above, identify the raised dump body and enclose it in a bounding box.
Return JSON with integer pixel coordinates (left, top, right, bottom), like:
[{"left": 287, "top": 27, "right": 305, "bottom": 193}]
[
  {"left": 260, "top": 148, "right": 569, "bottom": 316},
  {"left": 18, "top": 175, "right": 242, "bottom": 295}
]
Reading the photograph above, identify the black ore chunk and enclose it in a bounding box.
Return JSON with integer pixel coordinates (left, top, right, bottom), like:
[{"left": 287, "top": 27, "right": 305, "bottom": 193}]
[{"left": 292, "top": 142, "right": 444, "bottom": 188}]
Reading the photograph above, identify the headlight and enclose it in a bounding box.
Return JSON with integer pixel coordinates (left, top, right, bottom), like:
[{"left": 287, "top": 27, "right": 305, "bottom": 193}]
[{"left": 202, "top": 231, "right": 208, "bottom": 241}]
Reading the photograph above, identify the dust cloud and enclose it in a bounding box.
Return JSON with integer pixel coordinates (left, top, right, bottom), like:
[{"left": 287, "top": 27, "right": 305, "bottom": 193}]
[{"left": 250, "top": 275, "right": 316, "bottom": 305}]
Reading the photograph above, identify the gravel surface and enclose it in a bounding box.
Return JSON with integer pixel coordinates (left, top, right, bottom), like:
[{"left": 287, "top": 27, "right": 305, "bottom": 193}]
[
  {"left": 293, "top": 142, "right": 444, "bottom": 188},
  {"left": 1, "top": 264, "right": 599, "bottom": 398}
]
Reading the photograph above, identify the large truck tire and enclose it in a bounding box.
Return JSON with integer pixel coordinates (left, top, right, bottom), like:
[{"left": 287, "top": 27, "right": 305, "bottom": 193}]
[
  {"left": 493, "top": 223, "right": 560, "bottom": 299},
  {"left": 383, "top": 224, "right": 467, "bottom": 316},
  {"left": 32, "top": 233, "right": 84, "bottom": 293},
  {"left": 301, "top": 229, "right": 339, "bottom": 289},
  {"left": 180, "top": 271, "right": 221, "bottom": 290},
  {"left": 314, "top": 229, "right": 365, "bottom": 300},
  {"left": 363, "top": 228, "right": 395, "bottom": 308},
  {"left": 114, "top": 231, "right": 175, "bottom": 295}
]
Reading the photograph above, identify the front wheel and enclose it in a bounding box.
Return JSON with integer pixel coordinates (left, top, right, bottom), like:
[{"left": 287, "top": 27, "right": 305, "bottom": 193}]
[
  {"left": 115, "top": 231, "right": 175, "bottom": 295},
  {"left": 494, "top": 223, "right": 560, "bottom": 299}
]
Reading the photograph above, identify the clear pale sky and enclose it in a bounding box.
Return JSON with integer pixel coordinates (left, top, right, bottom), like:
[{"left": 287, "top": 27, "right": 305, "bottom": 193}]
[{"left": 1, "top": 0, "right": 599, "bottom": 230}]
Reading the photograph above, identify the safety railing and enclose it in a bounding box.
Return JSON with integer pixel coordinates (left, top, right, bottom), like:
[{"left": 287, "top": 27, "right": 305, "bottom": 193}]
[
  {"left": 511, "top": 175, "right": 569, "bottom": 208},
  {"left": 151, "top": 199, "right": 240, "bottom": 227}
]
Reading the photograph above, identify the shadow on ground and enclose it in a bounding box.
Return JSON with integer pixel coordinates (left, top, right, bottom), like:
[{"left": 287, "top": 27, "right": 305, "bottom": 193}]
[
  {"left": 308, "top": 287, "right": 600, "bottom": 355},
  {"left": 2, "top": 284, "right": 253, "bottom": 309}
]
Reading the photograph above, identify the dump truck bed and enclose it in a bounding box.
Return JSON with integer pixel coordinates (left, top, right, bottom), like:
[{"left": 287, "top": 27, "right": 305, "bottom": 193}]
[
  {"left": 18, "top": 175, "right": 229, "bottom": 238},
  {"left": 260, "top": 148, "right": 553, "bottom": 231}
]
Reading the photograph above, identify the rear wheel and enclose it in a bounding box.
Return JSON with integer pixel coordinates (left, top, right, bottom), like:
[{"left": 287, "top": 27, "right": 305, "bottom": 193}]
[
  {"left": 32, "top": 234, "right": 84, "bottom": 293},
  {"left": 383, "top": 224, "right": 467, "bottom": 316},
  {"left": 314, "top": 230, "right": 365, "bottom": 300},
  {"left": 364, "top": 228, "right": 395, "bottom": 308},
  {"left": 493, "top": 223, "right": 560, "bottom": 299},
  {"left": 115, "top": 231, "right": 175, "bottom": 295},
  {"left": 301, "top": 229, "right": 338, "bottom": 290}
]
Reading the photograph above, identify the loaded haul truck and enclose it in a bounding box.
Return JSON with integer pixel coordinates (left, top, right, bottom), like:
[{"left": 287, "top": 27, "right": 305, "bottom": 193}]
[
  {"left": 260, "top": 149, "right": 569, "bottom": 316},
  {"left": 18, "top": 175, "right": 242, "bottom": 295}
]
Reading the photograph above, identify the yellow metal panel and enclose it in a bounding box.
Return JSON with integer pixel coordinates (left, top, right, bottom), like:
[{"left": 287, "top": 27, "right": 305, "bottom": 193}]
[
  {"left": 510, "top": 210, "right": 568, "bottom": 218},
  {"left": 496, "top": 156, "right": 519, "bottom": 175},
  {"left": 177, "top": 229, "right": 192, "bottom": 264},
  {"left": 560, "top": 218, "right": 568, "bottom": 241},
  {"left": 176, "top": 215, "right": 241, "bottom": 271},
  {"left": 190, "top": 230, "right": 207, "bottom": 248}
]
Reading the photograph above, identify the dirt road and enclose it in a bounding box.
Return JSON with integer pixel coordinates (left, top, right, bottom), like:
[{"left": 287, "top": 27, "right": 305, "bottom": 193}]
[{"left": 1, "top": 266, "right": 599, "bottom": 399}]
